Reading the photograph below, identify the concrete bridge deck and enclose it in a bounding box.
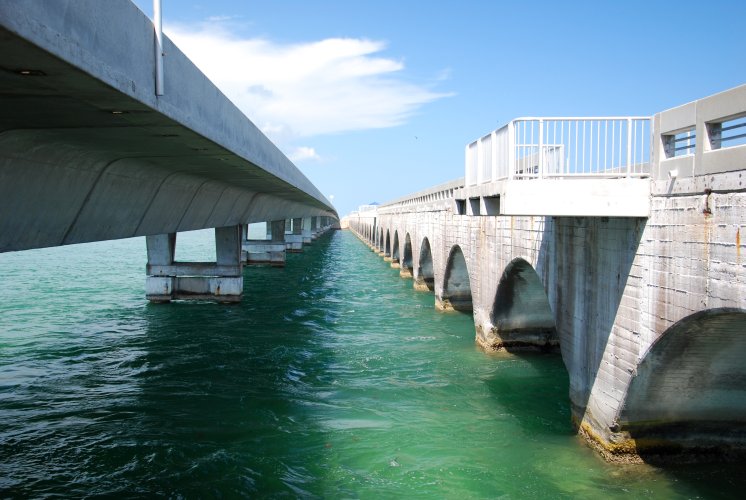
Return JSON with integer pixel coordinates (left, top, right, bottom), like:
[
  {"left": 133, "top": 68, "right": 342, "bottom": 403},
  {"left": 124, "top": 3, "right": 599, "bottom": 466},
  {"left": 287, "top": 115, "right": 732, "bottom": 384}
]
[
  {"left": 347, "top": 84, "right": 746, "bottom": 463},
  {"left": 0, "top": 0, "right": 335, "bottom": 253}
]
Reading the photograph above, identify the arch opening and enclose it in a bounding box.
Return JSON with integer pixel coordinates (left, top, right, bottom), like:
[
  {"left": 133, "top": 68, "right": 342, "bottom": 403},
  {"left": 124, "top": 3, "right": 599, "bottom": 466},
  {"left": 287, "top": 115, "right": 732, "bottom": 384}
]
[
  {"left": 400, "top": 233, "right": 413, "bottom": 278},
  {"left": 390, "top": 231, "right": 400, "bottom": 268},
  {"left": 438, "top": 245, "right": 472, "bottom": 313},
  {"left": 384, "top": 230, "right": 391, "bottom": 258},
  {"left": 415, "top": 237, "right": 434, "bottom": 291},
  {"left": 489, "top": 258, "right": 557, "bottom": 350},
  {"left": 619, "top": 308, "right": 746, "bottom": 462}
]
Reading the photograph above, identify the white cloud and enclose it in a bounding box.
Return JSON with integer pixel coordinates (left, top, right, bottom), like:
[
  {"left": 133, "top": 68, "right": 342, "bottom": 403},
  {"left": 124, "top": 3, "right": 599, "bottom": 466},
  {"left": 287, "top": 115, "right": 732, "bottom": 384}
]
[
  {"left": 289, "top": 146, "right": 321, "bottom": 163},
  {"left": 205, "top": 15, "right": 240, "bottom": 22},
  {"left": 165, "top": 21, "right": 451, "bottom": 141}
]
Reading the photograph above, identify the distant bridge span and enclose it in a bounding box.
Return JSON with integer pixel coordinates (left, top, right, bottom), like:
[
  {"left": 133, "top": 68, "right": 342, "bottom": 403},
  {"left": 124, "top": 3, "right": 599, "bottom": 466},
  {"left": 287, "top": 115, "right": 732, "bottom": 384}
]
[
  {"left": 347, "top": 85, "right": 746, "bottom": 462},
  {"left": 0, "top": 0, "right": 337, "bottom": 301}
]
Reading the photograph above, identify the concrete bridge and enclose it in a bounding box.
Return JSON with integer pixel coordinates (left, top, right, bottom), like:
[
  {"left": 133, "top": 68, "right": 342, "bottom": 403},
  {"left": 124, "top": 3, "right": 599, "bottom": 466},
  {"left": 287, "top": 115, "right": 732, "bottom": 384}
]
[
  {"left": 347, "top": 85, "right": 746, "bottom": 462},
  {"left": 0, "top": 0, "right": 337, "bottom": 301}
]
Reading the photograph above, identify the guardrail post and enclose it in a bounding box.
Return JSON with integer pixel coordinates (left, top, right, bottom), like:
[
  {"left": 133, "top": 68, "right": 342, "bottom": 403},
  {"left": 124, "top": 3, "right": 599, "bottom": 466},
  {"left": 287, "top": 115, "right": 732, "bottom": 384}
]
[
  {"left": 538, "top": 119, "right": 544, "bottom": 179},
  {"left": 626, "top": 118, "right": 633, "bottom": 177}
]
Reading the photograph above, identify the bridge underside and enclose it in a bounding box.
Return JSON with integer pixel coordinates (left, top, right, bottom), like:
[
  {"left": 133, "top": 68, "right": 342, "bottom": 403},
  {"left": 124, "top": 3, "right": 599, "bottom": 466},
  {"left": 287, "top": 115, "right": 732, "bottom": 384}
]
[{"left": 0, "top": 2, "right": 335, "bottom": 252}]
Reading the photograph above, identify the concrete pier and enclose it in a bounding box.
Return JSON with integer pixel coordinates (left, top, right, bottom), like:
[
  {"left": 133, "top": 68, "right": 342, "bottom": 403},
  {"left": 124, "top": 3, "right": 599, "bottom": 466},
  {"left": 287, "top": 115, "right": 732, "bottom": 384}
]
[
  {"left": 302, "top": 217, "right": 313, "bottom": 245},
  {"left": 286, "top": 218, "right": 304, "bottom": 252},
  {"left": 242, "top": 220, "right": 287, "bottom": 266},
  {"left": 146, "top": 225, "right": 243, "bottom": 303}
]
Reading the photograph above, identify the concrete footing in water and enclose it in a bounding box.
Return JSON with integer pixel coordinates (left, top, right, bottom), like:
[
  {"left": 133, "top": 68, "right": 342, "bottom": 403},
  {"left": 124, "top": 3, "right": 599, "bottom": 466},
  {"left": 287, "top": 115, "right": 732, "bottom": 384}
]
[
  {"left": 243, "top": 220, "right": 287, "bottom": 266},
  {"left": 242, "top": 241, "right": 286, "bottom": 266},
  {"left": 475, "top": 324, "right": 558, "bottom": 352},
  {"left": 146, "top": 225, "right": 243, "bottom": 303}
]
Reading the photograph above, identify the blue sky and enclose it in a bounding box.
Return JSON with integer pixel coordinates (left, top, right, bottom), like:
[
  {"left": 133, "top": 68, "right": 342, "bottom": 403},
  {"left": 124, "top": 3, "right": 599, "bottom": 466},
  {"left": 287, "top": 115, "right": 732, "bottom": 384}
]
[{"left": 133, "top": 0, "right": 745, "bottom": 216}]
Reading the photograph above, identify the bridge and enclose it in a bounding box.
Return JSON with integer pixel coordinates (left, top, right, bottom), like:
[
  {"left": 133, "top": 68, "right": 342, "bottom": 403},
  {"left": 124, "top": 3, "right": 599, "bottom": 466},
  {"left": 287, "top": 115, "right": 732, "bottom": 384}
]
[
  {"left": 0, "top": 0, "right": 337, "bottom": 301},
  {"left": 346, "top": 84, "right": 746, "bottom": 462}
]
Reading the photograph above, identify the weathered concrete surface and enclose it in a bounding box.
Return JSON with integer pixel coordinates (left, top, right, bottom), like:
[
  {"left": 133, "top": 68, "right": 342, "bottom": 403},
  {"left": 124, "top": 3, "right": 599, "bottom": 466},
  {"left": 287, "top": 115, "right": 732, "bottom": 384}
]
[
  {"left": 146, "top": 225, "right": 243, "bottom": 302},
  {"left": 352, "top": 173, "right": 745, "bottom": 461},
  {"left": 242, "top": 220, "right": 287, "bottom": 266},
  {"left": 347, "top": 85, "right": 746, "bottom": 462},
  {"left": 0, "top": 0, "right": 336, "bottom": 253}
]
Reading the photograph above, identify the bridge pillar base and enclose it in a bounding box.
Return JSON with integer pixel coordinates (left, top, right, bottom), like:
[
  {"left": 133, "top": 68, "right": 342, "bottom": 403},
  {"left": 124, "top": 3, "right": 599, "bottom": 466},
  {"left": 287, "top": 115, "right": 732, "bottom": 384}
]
[
  {"left": 390, "top": 261, "right": 400, "bottom": 269},
  {"left": 242, "top": 220, "right": 286, "bottom": 266},
  {"left": 242, "top": 241, "right": 286, "bottom": 266},
  {"left": 399, "top": 268, "right": 413, "bottom": 279},
  {"left": 284, "top": 234, "right": 304, "bottom": 252},
  {"left": 413, "top": 276, "right": 434, "bottom": 291},
  {"left": 475, "top": 324, "right": 559, "bottom": 352},
  {"left": 383, "top": 256, "right": 393, "bottom": 262},
  {"left": 146, "top": 276, "right": 243, "bottom": 303},
  {"left": 145, "top": 226, "right": 243, "bottom": 303},
  {"left": 435, "top": 297, "right": 472, "bottom": 313}
]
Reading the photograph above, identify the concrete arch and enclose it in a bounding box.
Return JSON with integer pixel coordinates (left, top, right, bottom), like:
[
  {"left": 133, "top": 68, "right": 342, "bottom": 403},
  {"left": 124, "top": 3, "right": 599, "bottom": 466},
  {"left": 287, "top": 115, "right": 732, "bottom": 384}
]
[
  {"left": 618, "top": 308, "right": 746, "bottom": 460},
  {"left": 437, "top": 245, "right": 472, "bottom": 312},
  {"left": 400, "top": 233, "right": 414, "bottom": 278},
  {"left": 384, "top": 229, "right": 391, "bottom": 258},
  {"left": 489, "top": 258, "right": 558, "bottom": 350},
  {"left": 414, "top": 237, "right": 435, "bottom": 291}
]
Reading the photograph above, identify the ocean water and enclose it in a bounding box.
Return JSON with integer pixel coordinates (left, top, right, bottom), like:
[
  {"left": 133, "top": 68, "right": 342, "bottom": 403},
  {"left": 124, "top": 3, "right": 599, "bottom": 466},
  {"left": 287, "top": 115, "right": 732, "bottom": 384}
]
[{"left": 0, "top": 229, "right": 742, "bottom": 498}]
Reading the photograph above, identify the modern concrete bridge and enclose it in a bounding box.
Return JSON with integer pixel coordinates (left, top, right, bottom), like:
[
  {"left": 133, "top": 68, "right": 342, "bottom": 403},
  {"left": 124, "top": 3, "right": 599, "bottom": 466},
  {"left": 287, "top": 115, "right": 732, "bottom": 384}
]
[
  {"left": 0, "top": 0, "right": 337, "bottom": 301},
  {"left": 347, "top": 85, "right": 746, "bottom": 462}
]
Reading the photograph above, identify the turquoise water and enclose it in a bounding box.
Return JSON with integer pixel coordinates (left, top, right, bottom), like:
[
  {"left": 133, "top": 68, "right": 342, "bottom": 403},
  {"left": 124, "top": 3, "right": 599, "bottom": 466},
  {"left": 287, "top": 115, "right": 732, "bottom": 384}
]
[{"left": 0, "top": 230, "right": 741, "bottom": 498}]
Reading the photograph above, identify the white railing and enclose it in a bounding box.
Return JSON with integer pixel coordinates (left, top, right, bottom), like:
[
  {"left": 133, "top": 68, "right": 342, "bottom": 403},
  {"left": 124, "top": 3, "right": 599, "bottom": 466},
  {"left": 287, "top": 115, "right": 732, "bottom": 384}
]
[{"left": 466, "top": 117, "right": 651, "bottom": 185}]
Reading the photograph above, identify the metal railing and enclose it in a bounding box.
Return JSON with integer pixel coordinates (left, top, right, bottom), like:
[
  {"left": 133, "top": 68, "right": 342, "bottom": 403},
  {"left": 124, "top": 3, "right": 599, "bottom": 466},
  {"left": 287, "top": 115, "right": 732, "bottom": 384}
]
[{"left": 466, "top": 117, "right": 651, "bottom": 185}]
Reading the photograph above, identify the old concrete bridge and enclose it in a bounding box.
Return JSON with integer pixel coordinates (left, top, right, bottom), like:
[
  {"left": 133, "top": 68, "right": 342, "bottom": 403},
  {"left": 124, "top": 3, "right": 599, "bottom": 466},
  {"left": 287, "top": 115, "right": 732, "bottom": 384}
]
[
  {"left": 0, "top": 0, "right": 337, "bottom": 302},
  {"left": 347, "top": 85, "right": 746, "bottom": 462}
]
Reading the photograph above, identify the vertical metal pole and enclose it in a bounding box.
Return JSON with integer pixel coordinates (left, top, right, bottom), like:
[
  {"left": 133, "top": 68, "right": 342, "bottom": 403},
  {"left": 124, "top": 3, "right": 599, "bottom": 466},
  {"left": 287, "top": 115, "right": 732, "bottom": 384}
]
[
  {"left": 154, "top": 0, "right": 164, "bottom": 96},
  {"left": 538, "top": 119, "right": 544, "bottom": 179},
  {"left": 626, "top": 118, "right": 633, "bottom": 176}
]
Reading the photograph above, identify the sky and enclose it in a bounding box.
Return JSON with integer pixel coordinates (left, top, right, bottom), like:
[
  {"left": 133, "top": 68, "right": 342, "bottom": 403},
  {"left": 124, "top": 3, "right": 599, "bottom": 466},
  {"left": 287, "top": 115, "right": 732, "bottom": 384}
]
[{"left": 132, "top": 0, "right": 746, "bottom": 217}]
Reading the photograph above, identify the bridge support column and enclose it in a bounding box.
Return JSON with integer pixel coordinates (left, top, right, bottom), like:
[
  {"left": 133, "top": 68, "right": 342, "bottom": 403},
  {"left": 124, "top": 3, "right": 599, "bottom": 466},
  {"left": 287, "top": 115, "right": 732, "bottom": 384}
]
[
  {"left": 413, "top": 275, "right": 432, "bottom": 291},
  {"left": 285, "top": 218, "right": 304, "bottom": 252},
  {"left": 302, "top": 217, "right": 313, "bottom": 244},
  {"left": 146, "top": 225, "right": 243, "bottom": 303},
  {"left": 310, "top": 216, "right": 319, "bottom": 240},
  {"left": 242, "top": 220, "right": 286, "bottom": 266}
]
